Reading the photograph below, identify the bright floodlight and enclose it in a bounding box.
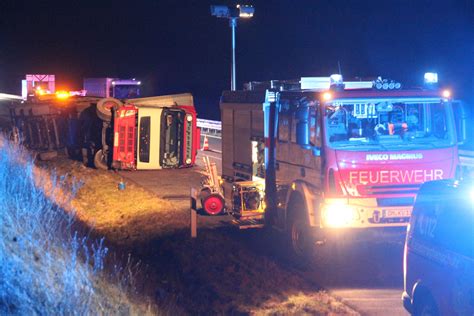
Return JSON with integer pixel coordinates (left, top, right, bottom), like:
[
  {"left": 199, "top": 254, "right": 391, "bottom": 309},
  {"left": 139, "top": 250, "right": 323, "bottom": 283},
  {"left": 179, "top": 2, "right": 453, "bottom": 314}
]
[
  {"left": 211, "top": 4, "right": 255, "bottom": 91},
  {"left": 210, "top": 5, "right": 230, "bottom": 18},
  {"left": 237, "top": 5, "right": 255, "bottom": 18},
  {"left": 424, "top": 72, "right": 438, "bottom": 84}
]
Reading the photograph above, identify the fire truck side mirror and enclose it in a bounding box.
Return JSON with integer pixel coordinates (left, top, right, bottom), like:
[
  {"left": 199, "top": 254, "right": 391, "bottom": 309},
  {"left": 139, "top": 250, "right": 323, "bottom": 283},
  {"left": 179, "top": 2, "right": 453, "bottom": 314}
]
[
  {"left": 452, "top": 100, "right": 467, "bottom": 145},
  {"left": 296, "top": 106, "right": 311, "bottom": 150}
]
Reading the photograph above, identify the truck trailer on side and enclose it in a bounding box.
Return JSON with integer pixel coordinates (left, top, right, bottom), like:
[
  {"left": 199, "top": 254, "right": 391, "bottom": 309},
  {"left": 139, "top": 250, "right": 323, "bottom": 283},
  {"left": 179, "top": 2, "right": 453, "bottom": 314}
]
[{"left": 210, "top": 74, "right": 462, "bottom": 257}]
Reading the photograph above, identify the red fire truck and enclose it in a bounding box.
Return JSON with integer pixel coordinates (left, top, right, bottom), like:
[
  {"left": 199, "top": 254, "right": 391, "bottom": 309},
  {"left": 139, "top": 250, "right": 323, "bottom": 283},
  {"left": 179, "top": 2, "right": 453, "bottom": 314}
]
[{"left": 212, "top": 73, "right": 462, "bottom": 257}]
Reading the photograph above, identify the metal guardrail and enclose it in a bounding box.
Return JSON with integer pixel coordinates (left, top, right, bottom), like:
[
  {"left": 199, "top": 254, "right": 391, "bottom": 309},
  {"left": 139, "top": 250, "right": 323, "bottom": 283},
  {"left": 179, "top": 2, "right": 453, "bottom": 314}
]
[
  {"left": 197, "top": 118, "right": 221, "bottom": 137},
  {"left": 0, "top": 93, "right": 23, "bottom": 102}
]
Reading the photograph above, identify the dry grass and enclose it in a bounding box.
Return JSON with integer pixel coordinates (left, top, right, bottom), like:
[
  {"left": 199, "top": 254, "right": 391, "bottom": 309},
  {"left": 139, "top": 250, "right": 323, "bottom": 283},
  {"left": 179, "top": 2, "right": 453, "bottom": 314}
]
[
  {"left": 251, "top": 292, "right": 358, "bottom": 315},
  {"left": 36, "top": 157, "right": 186, "bottom": 245},
  {"left": 32, "top": 152, "right": 358, "bottom": 315},
  {"left": 0, "top": 137, "right": 159, "bottom": 315}
]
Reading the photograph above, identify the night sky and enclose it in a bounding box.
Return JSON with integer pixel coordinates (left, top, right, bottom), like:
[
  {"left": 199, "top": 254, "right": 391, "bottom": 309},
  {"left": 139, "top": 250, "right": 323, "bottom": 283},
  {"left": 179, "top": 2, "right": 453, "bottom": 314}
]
[{"left": 1, "top": 0, "right": 473, "bottom": 120}]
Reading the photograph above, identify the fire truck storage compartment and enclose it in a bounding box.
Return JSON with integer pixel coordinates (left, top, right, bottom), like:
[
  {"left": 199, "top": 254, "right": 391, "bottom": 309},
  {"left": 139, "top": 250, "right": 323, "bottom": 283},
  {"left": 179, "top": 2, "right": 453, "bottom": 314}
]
[{"left": 220, "top": 91, "right": 266, "bottom": 205}]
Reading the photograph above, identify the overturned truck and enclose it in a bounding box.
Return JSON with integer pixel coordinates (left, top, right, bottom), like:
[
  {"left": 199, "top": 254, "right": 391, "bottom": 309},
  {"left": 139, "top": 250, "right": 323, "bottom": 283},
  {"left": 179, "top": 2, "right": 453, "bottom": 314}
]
[{"left": 10, "top": 93, "right": 200, "bottom": 170}]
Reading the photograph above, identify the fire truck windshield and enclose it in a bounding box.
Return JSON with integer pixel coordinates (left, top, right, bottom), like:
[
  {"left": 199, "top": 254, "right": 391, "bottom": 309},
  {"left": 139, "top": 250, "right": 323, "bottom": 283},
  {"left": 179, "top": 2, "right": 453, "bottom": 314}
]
[{"left": 324, "top": 100, "right": 455, "bottom": 150}]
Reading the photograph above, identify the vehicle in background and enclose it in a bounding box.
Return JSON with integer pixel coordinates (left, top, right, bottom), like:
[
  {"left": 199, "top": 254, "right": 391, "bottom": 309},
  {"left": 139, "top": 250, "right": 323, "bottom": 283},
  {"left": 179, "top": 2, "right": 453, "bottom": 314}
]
[
  {"left": 402, "top": 178, "right": 474, "bottom": 315},
  {"left": 83, "top": 78, "right": 141, "bottom": 99},
  {"left": 21, "top": 74, "right": 56, "bottom": 99},
  {"left": 9, "top": 91, "right": 200, "bottom": 171},
  {"left": 212, "top": 73, "right": 462, "bottom": 257}
]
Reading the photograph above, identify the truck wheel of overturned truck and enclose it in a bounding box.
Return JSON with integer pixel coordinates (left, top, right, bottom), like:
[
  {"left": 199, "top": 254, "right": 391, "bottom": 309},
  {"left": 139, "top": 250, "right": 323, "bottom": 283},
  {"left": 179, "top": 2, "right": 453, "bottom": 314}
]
[
  {"left": 93, "top": 149, "right": 108, "bottom": 170},
  {"left": 96, "top": 98, "right": 123, "bottom": 122},
  {"left": 287, "top": 194, "right": 313, "bottom": 263},
  {"left": 202, "top": 193, "right": 225, "bottom": 216}
]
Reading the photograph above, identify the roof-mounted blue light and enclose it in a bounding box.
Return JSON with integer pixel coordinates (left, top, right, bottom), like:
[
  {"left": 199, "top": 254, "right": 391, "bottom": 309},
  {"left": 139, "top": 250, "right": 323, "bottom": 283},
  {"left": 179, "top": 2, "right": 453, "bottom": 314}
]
[
  {"left": 424, "top": 72, "right": 438, "bottom": 84},
  {"left": 329, "top": 74, "right": 344, "bottom": 90}
]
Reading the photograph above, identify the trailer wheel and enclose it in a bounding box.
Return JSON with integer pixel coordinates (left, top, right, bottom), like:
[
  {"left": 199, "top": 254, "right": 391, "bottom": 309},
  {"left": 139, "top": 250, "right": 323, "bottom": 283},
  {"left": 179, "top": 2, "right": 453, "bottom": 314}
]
[
  {"left": 287, "top": 194, "right": 313, "bottom": 262},
  {"left": 202, "top": 193, "right": 225, "bottom": 216},
  {"left": 199, "top": 187, "right": 212, "bottom": 207},
  {"left": 96, "top": 98, "right": 123, "bottom": 122},
  {"left": 93, "top": 149, "right": 108, "bottom": 170}
]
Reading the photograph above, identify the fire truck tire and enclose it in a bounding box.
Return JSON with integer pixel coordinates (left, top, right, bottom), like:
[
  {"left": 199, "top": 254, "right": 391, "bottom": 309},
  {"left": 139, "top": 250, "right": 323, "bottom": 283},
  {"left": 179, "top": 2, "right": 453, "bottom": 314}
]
[
  {"left": 38, "top": 151, "right": 58, "bottom": 161},
  {"left": 202, "top": 193, "right": 225, "bottom": 216},
  {"left": 93, "top": 149, "right": 108, "bottom": 170},
  {"left": 287, "top": 194, "right": 313, "bottom": 262},
  {"left": 96, "top": 98, "right": 123, "bottom": 122}
]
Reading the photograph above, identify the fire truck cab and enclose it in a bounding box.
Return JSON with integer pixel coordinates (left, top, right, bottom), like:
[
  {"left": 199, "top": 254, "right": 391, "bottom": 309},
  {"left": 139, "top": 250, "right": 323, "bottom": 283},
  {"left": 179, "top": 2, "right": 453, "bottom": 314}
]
[{"left": 220, "top": 74, "right": 460, "bottom": 256}]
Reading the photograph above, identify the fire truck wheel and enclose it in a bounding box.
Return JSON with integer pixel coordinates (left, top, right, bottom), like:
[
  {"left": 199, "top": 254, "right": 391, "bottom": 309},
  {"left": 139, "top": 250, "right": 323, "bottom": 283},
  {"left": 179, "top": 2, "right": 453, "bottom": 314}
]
[
  {"left": 287, "top": 195, "right": 313, "bottom": 261},
  {"left": 93, "top": 149, "right": 108, "bottom": 170},
  {"left": 202, "top": 193, "right": 225, "bottom": 216},
  {"left": 96, "top": 98, "right": 123, "bottom": 122}
]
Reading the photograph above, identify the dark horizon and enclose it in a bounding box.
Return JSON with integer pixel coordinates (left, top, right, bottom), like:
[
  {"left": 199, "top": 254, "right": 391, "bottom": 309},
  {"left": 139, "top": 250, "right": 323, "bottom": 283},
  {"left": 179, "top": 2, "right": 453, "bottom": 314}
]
[{"left": 1, "top": 0, "right": 473, "bottom": 120}]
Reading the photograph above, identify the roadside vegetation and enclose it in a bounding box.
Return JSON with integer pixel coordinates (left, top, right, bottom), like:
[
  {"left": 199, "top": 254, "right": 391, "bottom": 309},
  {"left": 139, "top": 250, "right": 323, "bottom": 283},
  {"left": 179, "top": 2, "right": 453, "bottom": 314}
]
[
  {"left": 0, "top": 137, "right": 157, "bottom": 315},
  {"left": 0, "top": 135, "right": 357, "bottom": 315}
]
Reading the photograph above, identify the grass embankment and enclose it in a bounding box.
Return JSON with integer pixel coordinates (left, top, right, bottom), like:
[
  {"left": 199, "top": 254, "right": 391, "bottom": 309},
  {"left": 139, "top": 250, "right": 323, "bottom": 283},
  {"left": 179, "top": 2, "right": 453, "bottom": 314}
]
[
  {"left": 0, "top": 138, "right": 158, "bottom": 315},
  {"left": 36, "top": 157, "right": 185, "bottom": 245},
  {"left": 34, "top": 151, "right": 358, "bottom": 315}
]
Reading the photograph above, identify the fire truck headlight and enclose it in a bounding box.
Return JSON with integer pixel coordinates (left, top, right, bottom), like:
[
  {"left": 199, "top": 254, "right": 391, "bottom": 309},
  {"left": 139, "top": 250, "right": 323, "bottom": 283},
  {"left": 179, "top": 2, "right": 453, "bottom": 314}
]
[
  {"left": 442, "top": 89, "right": 451, "bottom": 98},
  {"left": 322, "top": 92, "right": 332, "bottom": 101},
  {"left": 186, "top": 114, "right": 193, "bottom": 122},
  {"left": 322, "top": 201, "right": 357, "bottom": 227},
  {"left": 186, "top": 158, "right": 192, "bottom": 164}
]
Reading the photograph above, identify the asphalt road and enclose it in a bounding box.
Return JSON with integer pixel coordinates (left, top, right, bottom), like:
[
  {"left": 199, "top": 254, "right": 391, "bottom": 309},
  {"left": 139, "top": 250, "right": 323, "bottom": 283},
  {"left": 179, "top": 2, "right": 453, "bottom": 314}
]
[
  {"left": 198, "top": 134, "right": 222, "bottom": 172},
  {"left": 120, "top": 135, "right": 408, "bottom": 315}
]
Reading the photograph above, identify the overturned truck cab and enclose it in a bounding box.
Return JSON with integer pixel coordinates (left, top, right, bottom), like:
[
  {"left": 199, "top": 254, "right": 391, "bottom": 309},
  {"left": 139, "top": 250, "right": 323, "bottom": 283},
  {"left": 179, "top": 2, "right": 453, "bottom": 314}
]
[{"left": 111, "top": 94, "right": 200, "bottom": 170}]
